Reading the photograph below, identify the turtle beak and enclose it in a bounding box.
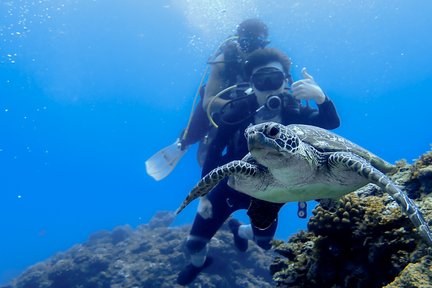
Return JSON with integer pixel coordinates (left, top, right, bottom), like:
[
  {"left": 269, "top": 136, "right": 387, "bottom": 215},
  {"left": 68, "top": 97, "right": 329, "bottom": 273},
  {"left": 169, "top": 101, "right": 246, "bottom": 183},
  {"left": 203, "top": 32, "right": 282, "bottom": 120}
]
[
  {"left": 247, "top": 132, "right": 265, "bottom": 150},
  {"left": 248, "top": 132, "right": 279, "bottom": 152}
]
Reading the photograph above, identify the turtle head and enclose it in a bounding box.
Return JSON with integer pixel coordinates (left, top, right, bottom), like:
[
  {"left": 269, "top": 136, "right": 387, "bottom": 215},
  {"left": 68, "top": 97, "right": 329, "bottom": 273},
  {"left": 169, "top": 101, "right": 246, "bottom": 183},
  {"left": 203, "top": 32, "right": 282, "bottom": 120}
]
[{"left": 245, "top": 122, "right": 301, "bottom": 164}]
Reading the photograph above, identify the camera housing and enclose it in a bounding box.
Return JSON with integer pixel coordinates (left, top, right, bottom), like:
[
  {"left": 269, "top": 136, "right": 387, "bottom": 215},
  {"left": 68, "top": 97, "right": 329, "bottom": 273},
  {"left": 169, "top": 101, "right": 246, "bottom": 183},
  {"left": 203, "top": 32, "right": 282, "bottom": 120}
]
[{"left": 266, "top": 95, "right": 282, "bottom": 110}]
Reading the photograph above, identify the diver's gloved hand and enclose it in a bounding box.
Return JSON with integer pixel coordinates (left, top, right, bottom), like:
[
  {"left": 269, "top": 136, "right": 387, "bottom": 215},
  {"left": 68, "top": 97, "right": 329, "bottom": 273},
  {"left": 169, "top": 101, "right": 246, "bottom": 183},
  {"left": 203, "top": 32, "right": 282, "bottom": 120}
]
[{"left": 292, "top": 68, "right": 326, "bottom": 104}]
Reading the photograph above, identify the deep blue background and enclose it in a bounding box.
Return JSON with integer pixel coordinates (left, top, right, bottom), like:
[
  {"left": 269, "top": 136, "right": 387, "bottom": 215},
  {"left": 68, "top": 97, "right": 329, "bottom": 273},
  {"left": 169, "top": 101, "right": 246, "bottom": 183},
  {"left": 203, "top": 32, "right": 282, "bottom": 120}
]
[{"left": 1, "top": 0, "right": 432, "bottom": 284}]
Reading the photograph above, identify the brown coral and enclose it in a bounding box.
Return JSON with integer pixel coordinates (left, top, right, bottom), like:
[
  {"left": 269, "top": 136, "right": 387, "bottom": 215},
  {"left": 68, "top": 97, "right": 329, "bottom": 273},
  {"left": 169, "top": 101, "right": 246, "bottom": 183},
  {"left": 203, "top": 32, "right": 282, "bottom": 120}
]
[
  {"left": 397, "top": 148, "right": 432, "bottom": 198},
  {"left": 383, "top": 256, "right": 432, "bottom": 288}
]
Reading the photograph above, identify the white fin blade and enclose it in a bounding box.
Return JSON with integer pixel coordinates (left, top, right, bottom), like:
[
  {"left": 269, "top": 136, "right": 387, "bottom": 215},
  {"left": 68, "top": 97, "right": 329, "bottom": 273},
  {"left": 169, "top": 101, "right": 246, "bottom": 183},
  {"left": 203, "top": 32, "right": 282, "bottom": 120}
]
[{"left": 145, "top": 140, "right": 188, "bottom": 181}]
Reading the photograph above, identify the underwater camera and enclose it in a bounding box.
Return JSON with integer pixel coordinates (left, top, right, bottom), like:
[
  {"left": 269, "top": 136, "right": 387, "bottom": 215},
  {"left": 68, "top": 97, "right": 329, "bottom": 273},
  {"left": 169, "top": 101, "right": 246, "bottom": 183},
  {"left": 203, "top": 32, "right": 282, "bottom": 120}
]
[{"left": 265, "top": 95, "right": 282, "bottom": 110}]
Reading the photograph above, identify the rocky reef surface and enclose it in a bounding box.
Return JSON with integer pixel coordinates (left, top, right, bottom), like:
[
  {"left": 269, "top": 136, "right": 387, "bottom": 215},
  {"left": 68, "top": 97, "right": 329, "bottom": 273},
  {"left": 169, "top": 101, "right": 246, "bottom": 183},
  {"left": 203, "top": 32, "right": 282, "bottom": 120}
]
[
  {"left": 2, "top": 211, "right": 274, "bottom": 288},
  {"left": 270, "top": 149, "right": 432, "bottom": 288}
]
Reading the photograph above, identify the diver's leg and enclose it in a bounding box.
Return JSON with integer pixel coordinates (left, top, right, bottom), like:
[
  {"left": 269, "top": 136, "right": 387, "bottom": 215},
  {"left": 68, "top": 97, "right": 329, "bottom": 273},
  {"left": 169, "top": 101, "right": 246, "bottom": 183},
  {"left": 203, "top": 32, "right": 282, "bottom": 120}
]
[
  {"left": 247, "top": 199, "right": 284, "bottom": 250},
  {"left": 177, "top": 234, "right": 213, "bottom": 286},
  {"left": 238, "top": 223, "right": 254, "bottom": 240},
  {"left": 228, "top": 218, "right": 249, "bottom": 252},
  {"left": 177, "top": 211, "right": 221, "bottom": 285},
  {"left": 177, "top": 181, "right": 241, "bottom": 285},
  {"left": 229, "top": 220, "right": 278, "bottom": 251},
  {"left": 225, "top": 187, "right": 254, "bottom": 252},
  {"left": 252, "top": 218, "right": 278, "bottom": 250}
]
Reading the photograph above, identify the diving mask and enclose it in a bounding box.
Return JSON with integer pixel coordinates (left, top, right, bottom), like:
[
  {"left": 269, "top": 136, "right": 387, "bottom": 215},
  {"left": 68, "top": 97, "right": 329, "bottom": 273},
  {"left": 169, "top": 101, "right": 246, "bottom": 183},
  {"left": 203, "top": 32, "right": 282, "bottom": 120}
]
[{"left": 251, "top": 67, "right": 285, "bottom": 92}]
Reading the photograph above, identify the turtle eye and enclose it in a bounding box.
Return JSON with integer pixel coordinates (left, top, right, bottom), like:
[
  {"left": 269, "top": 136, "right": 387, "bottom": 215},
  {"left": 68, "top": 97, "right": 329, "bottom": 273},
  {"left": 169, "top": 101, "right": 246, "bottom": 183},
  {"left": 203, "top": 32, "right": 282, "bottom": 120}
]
[{"left": 268, "top": 126, "right": 280, "bottom": 138}]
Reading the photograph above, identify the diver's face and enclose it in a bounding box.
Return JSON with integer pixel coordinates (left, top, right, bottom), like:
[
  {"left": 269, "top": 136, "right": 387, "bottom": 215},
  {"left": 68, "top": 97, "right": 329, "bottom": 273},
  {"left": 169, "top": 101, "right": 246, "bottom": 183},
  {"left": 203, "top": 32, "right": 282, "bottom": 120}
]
[
  {"left": 251, "top": 62, "right": 286, "bottom": 106},
  {"left": 238, "top": 33, "right": 268, "bottom": 53}
]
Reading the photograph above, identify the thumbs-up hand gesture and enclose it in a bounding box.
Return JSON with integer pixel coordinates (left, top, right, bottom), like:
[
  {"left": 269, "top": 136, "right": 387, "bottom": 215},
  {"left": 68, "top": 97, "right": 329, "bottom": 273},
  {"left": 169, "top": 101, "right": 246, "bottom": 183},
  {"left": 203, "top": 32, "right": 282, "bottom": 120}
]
[{"left": 292, "top": 68, "right": 326, "bottom": 104}]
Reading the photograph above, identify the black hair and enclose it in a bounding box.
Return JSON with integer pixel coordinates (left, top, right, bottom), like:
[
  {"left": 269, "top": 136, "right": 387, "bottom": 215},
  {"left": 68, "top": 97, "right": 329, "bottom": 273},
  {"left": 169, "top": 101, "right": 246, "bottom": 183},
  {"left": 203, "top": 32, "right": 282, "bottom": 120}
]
[
  {"left": 243, "top": 48, "right": 292, "bottom": 78},
  {"left": 236, "top": 18, "right": 269, "bottom": 38}
]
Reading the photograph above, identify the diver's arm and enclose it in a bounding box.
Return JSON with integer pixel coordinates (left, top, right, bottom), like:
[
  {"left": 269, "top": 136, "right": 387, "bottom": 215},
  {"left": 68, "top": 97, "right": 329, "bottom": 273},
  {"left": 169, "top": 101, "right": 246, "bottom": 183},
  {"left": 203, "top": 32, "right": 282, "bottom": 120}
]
[
  {"left": 303, "top": 97, "right": 340, "bottom": 130},
  {"left": 179, "top": 98, "right": 209, "bottom": 149},
  {"left": 203, "top": 54, "right": 228, "bottom": 110},
  {"left": 292, "top": 67, "right": 340, "bottom": 129},
  {"left": 291, "top": 68, "right": 326, "bottom": 104}
]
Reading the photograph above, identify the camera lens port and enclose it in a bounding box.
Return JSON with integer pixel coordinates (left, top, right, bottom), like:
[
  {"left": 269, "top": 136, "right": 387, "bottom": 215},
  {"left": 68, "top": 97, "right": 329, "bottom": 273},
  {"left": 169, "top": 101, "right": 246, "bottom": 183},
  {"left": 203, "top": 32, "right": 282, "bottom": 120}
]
[{"left": 266, "top": 95, "right": 281, "bottom": 110}]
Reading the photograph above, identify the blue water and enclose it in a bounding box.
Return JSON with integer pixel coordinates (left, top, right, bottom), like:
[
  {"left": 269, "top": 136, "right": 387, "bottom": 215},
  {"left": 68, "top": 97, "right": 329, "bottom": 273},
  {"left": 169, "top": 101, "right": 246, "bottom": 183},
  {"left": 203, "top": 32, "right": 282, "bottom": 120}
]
[{"left": 1, "top": 0, "right": 432, "bottom": 284}]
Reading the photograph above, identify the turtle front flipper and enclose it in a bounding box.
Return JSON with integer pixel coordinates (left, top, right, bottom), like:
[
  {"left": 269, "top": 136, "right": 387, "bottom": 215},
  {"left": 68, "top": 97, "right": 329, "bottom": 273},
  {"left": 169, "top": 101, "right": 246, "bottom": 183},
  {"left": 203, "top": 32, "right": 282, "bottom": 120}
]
[
  {"left": 175, "top": 160, "right": 258, "bottom": 215},
  {"left": 329, "top": 151, "right": 432, "bottom": 246}
]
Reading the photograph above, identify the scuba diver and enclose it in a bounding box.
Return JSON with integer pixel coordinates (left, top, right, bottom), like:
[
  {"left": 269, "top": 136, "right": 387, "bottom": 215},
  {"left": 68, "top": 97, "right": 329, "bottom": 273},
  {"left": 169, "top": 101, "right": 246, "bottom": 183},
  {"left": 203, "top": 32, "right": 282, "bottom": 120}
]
[
  {"left": 176, "top": 47, "right": 340, "bottom": 286},
  {"left": 145, "top": 18, "right": 269, "bottom": 179},
  {"left": 146, "top": 17, "right": 312, "bottom": 249},
  {"left": 146, "top": 18, "right": 311, "bottom": 215}
]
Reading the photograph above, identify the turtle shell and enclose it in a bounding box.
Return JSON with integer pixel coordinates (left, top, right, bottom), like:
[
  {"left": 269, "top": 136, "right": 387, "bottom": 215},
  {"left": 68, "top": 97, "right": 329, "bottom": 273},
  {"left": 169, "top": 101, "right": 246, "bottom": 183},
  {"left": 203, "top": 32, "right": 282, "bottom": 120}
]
[{"left": 288, "top": 124, "right": 396, "bottom": 173}]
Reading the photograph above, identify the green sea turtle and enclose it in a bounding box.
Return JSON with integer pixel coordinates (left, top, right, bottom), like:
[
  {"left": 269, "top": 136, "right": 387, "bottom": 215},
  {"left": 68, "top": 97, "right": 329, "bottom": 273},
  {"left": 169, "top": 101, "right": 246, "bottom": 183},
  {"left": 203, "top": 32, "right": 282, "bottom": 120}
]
[{"left": 176, "top": 122, "right": 432, "bottom": 246}]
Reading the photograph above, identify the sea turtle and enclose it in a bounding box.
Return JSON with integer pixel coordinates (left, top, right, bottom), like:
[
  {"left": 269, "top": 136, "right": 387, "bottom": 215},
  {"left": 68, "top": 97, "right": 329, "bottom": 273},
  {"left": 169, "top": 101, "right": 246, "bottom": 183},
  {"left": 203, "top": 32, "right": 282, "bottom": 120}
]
[{"left": 176, "top": 122, "right": 432, "bottom": 246}]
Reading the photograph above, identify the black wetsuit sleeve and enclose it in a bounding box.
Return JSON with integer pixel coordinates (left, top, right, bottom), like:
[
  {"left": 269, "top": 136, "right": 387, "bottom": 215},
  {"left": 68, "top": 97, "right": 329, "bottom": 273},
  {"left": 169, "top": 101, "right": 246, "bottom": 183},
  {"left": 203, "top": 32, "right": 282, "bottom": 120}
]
[
  {"left": 300, "top": 97, "right": 340, "bottom": 129},
  {"left": 180, "top": 98, "right": 210, "bottom": 147}
]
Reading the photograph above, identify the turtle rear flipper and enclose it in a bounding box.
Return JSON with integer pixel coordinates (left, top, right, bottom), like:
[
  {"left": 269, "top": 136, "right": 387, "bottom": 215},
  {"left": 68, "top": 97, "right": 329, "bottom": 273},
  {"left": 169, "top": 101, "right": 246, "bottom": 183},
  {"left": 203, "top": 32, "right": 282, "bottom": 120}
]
[
  {"left": 176, "top": 160, "right": 258, "bottom": 215},
  {"left": 329, "top": 151, "right": 432, "bottom": 246}
]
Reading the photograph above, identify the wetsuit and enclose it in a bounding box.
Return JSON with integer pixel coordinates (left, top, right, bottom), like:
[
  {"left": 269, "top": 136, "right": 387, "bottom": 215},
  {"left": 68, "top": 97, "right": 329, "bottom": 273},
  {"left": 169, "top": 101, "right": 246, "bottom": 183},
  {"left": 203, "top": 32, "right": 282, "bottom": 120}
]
[
  {"left": 179, "top": 87, "right": 209, "bottom": 149},
  {"left": 186, "top": 92, "right": 340, "bottom": 253}
]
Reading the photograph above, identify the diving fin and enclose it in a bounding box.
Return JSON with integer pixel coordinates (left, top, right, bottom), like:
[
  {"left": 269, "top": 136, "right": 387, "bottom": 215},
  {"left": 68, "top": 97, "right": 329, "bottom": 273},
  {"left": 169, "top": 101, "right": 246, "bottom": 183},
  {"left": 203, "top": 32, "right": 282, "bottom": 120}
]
[{"left": 145, "top": 139, "right": 188, "bottom": 181}]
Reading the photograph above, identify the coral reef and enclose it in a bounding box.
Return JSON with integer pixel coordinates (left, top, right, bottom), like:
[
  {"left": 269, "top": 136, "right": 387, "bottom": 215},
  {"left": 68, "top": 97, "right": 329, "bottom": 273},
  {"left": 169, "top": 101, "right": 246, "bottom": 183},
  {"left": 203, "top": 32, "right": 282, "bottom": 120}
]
[
  {"left": 395, "top": 148, "right": 432, "bottom": 199},
  {"left": 271, "top": 149, "right": 432, "bottom": 288},
  {"left": 383, "top": 256, "right": 432, "bottom": 288},
  {"left": 2, "top": 211, "right": 274, "bottom": 288},
  {"left": 4, "top": 150, "right": 432, "bottom": 288}
]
